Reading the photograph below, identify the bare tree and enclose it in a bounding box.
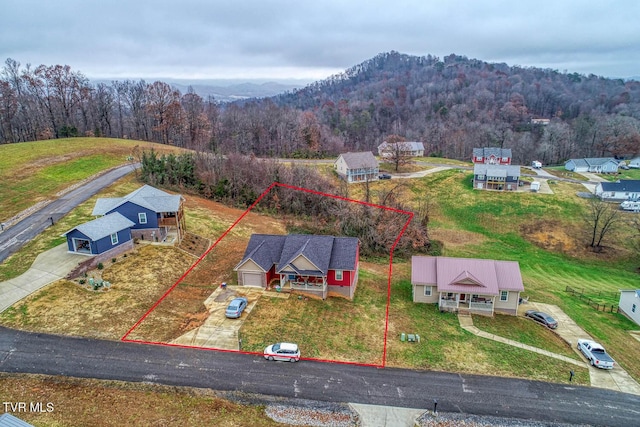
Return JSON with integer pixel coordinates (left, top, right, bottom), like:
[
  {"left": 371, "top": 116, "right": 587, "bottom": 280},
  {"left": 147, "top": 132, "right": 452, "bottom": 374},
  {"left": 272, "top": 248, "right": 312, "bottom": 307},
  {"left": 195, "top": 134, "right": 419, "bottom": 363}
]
[
  {"left": 380, "top": 135, "right": 412, "bottom": 172},
  {"left": 583, "top": 197, "right": 622, "bottom": 251}
]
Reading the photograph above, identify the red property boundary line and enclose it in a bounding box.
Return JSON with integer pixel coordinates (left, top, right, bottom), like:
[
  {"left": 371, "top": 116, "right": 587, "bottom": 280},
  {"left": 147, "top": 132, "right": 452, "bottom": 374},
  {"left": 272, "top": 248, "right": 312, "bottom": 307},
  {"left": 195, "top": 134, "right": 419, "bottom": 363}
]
[{"left": 121, "top": 182, "right": 413, "bottom": 368}]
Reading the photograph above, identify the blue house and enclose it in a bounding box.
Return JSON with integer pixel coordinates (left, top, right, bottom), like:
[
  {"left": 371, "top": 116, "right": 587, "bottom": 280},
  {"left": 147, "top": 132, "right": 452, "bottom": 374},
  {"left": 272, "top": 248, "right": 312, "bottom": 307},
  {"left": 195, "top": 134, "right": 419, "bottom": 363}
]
[
  {"left": 64, "top": 212, "right": 135, "bottom": 256},
  {"left": 92, "top": 185, "right": 185, "bottom": 242}
]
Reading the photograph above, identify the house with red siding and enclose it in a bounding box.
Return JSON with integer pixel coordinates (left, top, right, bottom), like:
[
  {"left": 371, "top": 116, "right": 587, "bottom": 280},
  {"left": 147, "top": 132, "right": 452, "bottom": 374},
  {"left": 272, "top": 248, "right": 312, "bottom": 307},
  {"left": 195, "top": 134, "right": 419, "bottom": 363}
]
[
  {"left": 472, "top": 147, "right": 512, "bottom": 165},
  {"left": 411, "top": 256, "right": 524, "bottom": 316},
  {"left": 234, "top": 234, "right": 359, "bottom": 300}
]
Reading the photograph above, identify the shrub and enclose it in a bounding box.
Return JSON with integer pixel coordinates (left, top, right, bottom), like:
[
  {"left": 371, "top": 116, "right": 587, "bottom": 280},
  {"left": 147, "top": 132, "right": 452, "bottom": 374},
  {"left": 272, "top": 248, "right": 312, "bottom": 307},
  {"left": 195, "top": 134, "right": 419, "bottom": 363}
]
[
  {"left": 79, "top": 279, "right": 86, "bottom": 285},
  {"left": 112, "top": 258, "right": 117, "bottom": 263},
  {"left": 97, "top": 262, "right": 104, "bottom": 270}
]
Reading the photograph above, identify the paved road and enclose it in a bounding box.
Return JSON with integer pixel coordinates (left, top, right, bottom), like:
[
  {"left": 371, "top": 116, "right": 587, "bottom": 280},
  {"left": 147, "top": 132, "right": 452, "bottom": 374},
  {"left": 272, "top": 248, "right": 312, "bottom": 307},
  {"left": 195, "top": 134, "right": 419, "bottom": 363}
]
[
  {"left": 0, "top": 327, "right": 638, "bottom": 426},
  {"left": 0, "top": 164, "right": 140, "bottom": 264}
]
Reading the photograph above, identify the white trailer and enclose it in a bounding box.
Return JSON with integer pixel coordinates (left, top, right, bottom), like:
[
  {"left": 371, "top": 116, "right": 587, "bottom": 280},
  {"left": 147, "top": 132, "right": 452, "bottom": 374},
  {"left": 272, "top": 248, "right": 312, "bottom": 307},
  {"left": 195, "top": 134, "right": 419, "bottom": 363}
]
[
  {"left": 621, "top": 201, "right": 640, "bottom": 212},
  {"left": 531, "top": 160, "right": 542, "bottom": 168},
  {"left": 530, "top": 181, "right": 541, "bottom": 192}
]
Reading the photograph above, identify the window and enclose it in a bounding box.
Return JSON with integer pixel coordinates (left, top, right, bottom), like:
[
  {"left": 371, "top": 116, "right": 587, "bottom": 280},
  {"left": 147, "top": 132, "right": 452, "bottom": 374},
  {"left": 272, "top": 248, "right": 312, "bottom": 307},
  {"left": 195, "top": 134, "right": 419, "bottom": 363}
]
[
  {"left": 633, "top": 304, "right": 637, "bottom": 313},
  {"left": 110, "top": 233, "right": 119, "bottom": 245},
  {"left": 477, "top": 174, "right": 485, "bottom": 180},
  {"left": 138, "top": 212, "right": 147, "bottom": 224},
  {"left": 424, "top": 286, "right": 432, "bottom": 296},
  {"left": 335, "top": 270, "right": 343, "bottom": 280},
  {"left": 500, "top": 291, "right": 508, "bottom": 302}
]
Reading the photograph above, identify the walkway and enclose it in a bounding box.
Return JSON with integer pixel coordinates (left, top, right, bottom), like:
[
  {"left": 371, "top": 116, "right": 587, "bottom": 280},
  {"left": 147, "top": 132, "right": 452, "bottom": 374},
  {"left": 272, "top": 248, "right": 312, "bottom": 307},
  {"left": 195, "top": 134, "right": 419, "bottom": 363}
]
[
  {"left": 459, "top": 302, "right": 640, "bottom": 395},
  {"left": 0, "top": 244, "right": 87, "bottom": 313}
]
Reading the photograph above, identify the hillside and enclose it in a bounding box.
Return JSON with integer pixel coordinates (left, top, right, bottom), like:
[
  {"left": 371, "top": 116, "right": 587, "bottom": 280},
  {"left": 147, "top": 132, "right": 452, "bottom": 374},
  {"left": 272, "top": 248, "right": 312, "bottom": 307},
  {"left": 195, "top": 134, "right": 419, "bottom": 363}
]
[{"left": 2, "top": 53, "right": 639, "bottom": 163}]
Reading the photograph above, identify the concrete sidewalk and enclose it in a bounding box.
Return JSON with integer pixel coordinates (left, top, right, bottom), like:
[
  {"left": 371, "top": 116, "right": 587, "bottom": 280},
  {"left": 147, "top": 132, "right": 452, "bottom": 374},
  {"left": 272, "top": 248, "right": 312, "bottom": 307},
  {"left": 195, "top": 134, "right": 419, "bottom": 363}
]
[
  {"left": 0, "top": 244, "right": 87, "bottom": 313},
  {"left": 459, "top": 302, "right": 640, "bottom": 396}
]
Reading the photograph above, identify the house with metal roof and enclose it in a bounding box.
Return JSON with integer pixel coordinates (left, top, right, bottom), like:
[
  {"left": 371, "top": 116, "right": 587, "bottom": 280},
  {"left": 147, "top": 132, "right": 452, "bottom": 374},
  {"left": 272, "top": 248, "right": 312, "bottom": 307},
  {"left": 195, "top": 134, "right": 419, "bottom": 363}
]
[
  {"left": 234, "top": 234, "right": 359, "bottom": 300},
  {"left": 411, "top": 256, "right": 524, "bottom": 316},
  {"left": 92, "top": 184, "right": 185, "bottom": 242},
  {"left": 64, "top": 212, "right": 135, "bottom": 256},
  {"left": 377, "top": 141, "right": 425, "bottom": 157},
  {"left": 619, "top": 290, "right": 640, "bottom": 326},
  {"left": 595, "top": 180, "right": 640, "bottom": 201},
  {"left": 473, "top": 164, "right": 520, "bottom": 191},
  {"left": 472, "top": 147, "right": 512, "bottom": 165},
  {"left": 0, "top": 413, "right": 35, "bottom": 427},
  {"left": 334, "top": 151, "right": 379, "bottom": 183},
  {"left": 564, "top": 157, "right": 619, "bottom": 173}
]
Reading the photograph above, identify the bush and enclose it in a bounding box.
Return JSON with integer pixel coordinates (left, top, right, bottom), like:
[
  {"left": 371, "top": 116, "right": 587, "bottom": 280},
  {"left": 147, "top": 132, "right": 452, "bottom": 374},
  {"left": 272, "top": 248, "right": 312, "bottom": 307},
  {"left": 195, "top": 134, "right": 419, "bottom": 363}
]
[
  {"left": 79, "top": 279, "right": 86, "bottom": 285},
  {"left": 97, "top": 262, "right": 104, "bottom": 270},
  {"left": 112, "top": 258, "right": 117, "bottom": 263}
]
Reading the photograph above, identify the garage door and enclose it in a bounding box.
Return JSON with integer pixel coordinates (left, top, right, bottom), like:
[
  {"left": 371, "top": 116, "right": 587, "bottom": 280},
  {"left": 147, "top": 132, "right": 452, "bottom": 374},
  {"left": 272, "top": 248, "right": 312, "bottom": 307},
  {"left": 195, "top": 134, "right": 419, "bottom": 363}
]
[{"left": 242, "top": 272, "right": 264, "bottom": 287}]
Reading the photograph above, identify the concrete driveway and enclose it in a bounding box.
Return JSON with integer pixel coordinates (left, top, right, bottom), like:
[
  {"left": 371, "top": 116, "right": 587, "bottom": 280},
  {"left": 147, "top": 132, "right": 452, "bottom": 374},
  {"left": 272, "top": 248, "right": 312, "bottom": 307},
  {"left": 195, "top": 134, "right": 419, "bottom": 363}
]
[
  {"left": 172, "top": 286, "right": 267, "bottom": 350},
  {"left": 0, "top": 243, "right": 87, "bottom": 313},
  {"left": 524, "top": 301, "right": 640, "bottom": 395}
]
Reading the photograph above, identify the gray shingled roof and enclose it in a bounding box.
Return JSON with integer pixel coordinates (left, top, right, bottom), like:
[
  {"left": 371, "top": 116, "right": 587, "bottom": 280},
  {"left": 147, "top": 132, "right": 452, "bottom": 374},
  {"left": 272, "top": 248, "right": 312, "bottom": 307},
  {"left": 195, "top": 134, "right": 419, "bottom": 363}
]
[
  {"left": 473, "top": 164, "right": 520, "bottom": 177},
  {"left": 92, "top": 184, "right": 182, "bottom": 215},
  {"left": 338, "top": 151, "right": 378, "bottom": 169},
  {"left": 64, "top": 212, "right": 135, "bottom": 241},
  {"left": 473, "top": 147, "right": 512, "bottom": 158},
  {"left": 235, "top": 234, "right": 358, "bottom": 274},
  {"left": 584, "top": 157, "right": 617, "bottom": 166},
  {"left": 600, "top": 180, "right": 640, "bottom": 193}
]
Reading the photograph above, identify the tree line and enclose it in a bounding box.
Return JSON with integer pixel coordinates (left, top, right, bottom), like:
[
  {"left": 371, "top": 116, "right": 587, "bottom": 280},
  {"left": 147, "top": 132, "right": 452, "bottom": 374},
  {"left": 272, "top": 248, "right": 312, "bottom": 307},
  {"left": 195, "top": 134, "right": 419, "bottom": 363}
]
[
  {"left": 2, "top": 53, "right": 640, "bottom": 164},
  {"left": 139, "top": 150, "right": 434, "bottom": 258}
]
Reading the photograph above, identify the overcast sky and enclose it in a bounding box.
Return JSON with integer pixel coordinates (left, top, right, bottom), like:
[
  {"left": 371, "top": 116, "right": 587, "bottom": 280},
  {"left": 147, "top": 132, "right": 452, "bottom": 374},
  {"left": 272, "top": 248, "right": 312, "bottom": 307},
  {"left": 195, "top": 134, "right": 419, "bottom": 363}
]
[{"left": 2, "top": 0, "right": 639, "bottom": 83}]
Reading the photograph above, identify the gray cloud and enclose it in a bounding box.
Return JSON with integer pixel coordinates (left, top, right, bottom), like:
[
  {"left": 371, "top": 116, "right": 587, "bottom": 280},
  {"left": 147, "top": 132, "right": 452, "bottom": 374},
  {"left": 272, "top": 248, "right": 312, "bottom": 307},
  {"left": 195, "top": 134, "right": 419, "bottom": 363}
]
[{"left": 1, "top": 0, "right": 638, "bottom": 80}]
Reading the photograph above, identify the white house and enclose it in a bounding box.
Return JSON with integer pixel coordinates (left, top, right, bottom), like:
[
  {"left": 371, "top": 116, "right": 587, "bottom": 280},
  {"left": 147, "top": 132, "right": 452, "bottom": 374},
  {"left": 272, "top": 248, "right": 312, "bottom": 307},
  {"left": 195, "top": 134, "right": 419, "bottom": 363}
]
[
  {"left": 619, "top": 290, "right": 640, "bottom": 326},
  {"left": 334, "top": 151, "right": 379, "bottom": 183},
  {"left": 565, "top": 158, "right": 619, "bottom": 173},
  {"left": 629, "top": 157, "right": 640, "bottom": 169},
  {"left": 378, "top": 141, "right": 425, "bottom": 157},
  {"left": 595, "top": 180, "right": 640, "bottom": 201}
]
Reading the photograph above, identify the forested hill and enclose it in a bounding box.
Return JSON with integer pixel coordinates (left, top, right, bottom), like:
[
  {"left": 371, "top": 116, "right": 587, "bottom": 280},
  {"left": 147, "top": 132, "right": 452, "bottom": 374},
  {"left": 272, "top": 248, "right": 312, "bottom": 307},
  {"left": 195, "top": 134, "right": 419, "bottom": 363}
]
[
  {"left": 1, "top": 52, "right": 639, "bottom": 164},
  {"left": 263, "top": 51, "right": 640, "bottom": 163}
]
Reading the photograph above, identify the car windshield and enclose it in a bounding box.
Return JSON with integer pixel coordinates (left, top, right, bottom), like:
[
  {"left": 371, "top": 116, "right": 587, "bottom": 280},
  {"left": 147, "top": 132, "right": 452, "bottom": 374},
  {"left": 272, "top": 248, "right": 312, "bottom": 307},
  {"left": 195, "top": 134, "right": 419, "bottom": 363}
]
[
  {"left": 228, "top": 304, "right": 238, "bottom": 309},
  {"left": 272, "top": 343, "right": 281, "bottom": 351},
  {"left": 544, "top": 315, "right": 555, "bottom": 322}
]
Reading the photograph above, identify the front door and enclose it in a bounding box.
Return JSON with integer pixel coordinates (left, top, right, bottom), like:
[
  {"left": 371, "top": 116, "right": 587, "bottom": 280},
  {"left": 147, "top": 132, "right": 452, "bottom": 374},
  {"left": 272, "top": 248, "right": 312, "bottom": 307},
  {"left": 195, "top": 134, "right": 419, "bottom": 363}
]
[{"left": 459, "top": 293, "right": 467, "bottom": 302}]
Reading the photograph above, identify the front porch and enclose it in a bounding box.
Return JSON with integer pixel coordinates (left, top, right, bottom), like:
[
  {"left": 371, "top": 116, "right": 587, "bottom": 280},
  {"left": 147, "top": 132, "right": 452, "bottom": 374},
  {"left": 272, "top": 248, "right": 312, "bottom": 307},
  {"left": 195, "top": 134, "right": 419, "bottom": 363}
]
[
  {"left": 439, "top": 293, "right": 495, "bottom": 316},
  {"left": 279, "top": 274, "right": 328, "bottom": 300}
]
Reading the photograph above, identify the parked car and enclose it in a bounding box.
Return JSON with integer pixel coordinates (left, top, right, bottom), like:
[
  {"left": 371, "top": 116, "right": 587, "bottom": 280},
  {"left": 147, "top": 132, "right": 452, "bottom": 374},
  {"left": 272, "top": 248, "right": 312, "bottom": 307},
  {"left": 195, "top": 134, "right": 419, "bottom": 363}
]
[
  {"left": 524, "top": 310, "right": 558, "bottom": 329},
  {"left": 378, "top": 173, "right": 391, "bottom": 180},
  {"left": 577, "top": 339, "right": 615, "bottom": 369},
  {"left": 225, "top": 297, "right": 248, "bottom": 319},
  {"left": 264, "top": 342, "right": 300, "bottom": 362}
]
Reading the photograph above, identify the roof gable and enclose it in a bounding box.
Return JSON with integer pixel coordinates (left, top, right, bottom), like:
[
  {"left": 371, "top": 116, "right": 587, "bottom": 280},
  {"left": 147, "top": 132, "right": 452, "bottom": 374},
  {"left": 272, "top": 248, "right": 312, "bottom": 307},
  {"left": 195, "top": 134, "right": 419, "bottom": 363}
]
[
  {"left": 337, "top": 151, "right": 378, "bottom": 169},
  {"left": 235, "top": 234, "right": 358, "bottom": 275},
  {"left": 64, "top": 212, "right": 135, "bottom": 241},
  {"left": 92, "top": 184, "right": 182, "bottom": 216},
  {"left": 412, "top": 256, "right": 524, "bottom": 295}
]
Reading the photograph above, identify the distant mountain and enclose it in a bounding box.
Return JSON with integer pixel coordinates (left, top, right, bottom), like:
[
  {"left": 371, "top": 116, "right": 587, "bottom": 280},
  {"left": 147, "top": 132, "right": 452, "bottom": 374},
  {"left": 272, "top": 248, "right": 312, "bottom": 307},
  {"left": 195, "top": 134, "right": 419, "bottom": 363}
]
[
  {"left": 168, "top": 81, "right": 307, "bottom": 102},
  {"left": 91, "top": 78, "right": 310, "bottom": 102}
]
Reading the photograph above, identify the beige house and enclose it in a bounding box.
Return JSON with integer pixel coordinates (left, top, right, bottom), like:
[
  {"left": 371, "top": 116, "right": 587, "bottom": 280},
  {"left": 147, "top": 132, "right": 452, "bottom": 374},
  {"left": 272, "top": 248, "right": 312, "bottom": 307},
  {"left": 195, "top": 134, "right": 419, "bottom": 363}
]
[
  {"left": 411, "top": 256, "right": 524, "bottom": 316},
  {"left": 334, "top": 151, "right": 379, "bottom": 183}
]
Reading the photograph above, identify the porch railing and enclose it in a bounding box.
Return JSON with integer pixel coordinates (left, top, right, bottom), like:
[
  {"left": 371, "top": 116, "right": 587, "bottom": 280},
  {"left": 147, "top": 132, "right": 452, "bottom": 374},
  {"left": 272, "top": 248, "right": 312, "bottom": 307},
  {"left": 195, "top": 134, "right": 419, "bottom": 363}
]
[{"left": 469, "top": 301, "right": 494, "bottom": 312}]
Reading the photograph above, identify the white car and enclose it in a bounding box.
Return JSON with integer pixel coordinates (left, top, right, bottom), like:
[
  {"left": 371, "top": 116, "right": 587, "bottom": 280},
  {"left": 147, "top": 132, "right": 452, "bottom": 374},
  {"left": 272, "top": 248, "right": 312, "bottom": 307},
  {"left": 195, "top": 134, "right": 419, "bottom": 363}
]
[{"left": 264, "top": 342, "right": 300, "bottom": 362}]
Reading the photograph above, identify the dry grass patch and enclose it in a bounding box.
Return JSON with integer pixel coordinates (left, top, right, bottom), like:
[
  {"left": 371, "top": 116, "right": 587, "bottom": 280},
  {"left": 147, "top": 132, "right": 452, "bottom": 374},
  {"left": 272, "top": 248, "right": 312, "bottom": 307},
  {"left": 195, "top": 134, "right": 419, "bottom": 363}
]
[
  {"left": 0, "top": 373, "right": 285, "bottom": 427},
  {"left": 430, "top": 228, "right": 485, "bottom": 248},
  {"left": 0, "top": 245, "right": 194, "bottom": 339}
]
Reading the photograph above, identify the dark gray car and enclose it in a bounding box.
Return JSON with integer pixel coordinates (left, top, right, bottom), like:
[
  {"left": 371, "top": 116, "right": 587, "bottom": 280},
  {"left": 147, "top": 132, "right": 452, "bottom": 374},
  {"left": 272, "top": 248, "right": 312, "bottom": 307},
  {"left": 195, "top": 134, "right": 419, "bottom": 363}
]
[{"left": 525, "top": 310, "right": 558, "bottom": 329}]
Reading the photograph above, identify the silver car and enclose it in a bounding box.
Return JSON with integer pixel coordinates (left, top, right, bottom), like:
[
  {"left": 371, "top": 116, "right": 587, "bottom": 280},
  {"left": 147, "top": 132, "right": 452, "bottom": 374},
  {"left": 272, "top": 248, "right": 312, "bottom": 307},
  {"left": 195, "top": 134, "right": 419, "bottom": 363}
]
[{"left": 225, "top": 297, "right": 248, "bottom": 319}]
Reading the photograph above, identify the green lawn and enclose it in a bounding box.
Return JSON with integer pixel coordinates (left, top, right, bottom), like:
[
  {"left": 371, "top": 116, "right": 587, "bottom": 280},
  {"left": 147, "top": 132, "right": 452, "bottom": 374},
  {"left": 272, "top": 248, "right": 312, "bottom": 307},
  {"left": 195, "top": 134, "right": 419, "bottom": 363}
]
[{"left": 0, "top": 138, "right": 181, "bottom": 222}]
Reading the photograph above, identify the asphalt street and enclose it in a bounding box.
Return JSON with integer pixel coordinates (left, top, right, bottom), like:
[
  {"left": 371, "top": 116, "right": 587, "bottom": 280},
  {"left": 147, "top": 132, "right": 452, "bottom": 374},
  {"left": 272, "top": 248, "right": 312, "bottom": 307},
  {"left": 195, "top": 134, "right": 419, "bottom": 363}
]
[
  {"left": 0, "top": 327, "right": 638, "bottom": 426},
  {"left": 0, "top": 163, "right": 140, "bottom": 263}
]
